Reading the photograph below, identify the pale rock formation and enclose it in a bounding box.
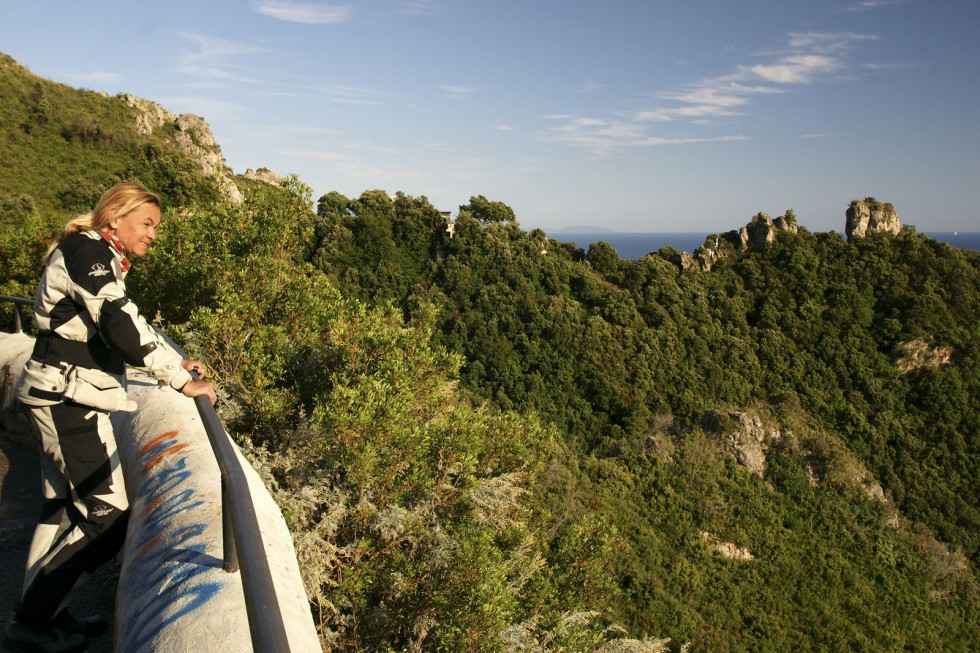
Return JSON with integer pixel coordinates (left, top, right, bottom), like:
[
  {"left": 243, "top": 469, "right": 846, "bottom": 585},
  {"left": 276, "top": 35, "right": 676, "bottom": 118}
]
[
  {"left": 120, "top": 94, "right": 177, "bottom": 135},
  {"left": 897, "top": 338, "right": 953, "bottom": 372},
  {"left": 845, "top": 198, "right": 900, "bottom": 239},
  {"left": 743, "top": 212, "right": 779, "bottom": 249},
  {"left": 692, "top": 210, "right": 797, "bottom": 271},
  {"left": 244, "top": 168, "right": 286, "bottom": 186},
  {"left": 702, "top": 409, "right": 781, "bottom": 477},
  {"left": 773, "top": 214, "right": 799, "bottom": 234},
  {"left": 701, "top": 531, "right": 755, "bottom": 561},
  {"left": 174, "top": 114, "right": 224, "bottom": 178},
  {"left": 119, "top": 94, "right": 245, "bottom": 204}
]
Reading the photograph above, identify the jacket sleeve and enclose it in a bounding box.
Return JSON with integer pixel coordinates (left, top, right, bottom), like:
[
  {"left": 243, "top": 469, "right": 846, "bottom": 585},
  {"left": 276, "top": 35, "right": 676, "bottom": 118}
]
[{"left": 65, "top": 241, "right": 193, "bottom": 391}]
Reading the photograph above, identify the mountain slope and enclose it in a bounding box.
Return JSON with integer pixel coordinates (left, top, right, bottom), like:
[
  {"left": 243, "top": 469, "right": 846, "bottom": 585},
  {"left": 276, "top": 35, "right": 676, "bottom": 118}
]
[{"left": 1, "top": 51, "right": 978, "bottom": 651}]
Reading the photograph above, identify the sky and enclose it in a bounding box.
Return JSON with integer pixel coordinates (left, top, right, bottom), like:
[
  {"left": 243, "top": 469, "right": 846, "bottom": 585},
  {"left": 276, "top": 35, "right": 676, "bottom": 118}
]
[{"left": 1, "top": 0, "right": 978, "bottom": 233}]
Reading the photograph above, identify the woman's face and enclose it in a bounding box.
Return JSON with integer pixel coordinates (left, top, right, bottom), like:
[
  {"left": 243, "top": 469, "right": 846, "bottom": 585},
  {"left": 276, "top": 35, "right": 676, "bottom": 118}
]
[{"left": 111, "top": 203, "right": 161, "bottom": 258}]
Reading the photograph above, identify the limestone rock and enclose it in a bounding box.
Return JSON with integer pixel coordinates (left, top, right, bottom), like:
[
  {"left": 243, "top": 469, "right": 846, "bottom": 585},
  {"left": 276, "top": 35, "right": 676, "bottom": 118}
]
[
  {"left": 773, "top": 214, "right": 799, "bottom": 234},
  {"left": 118, "top": 94, "right": 244, "bottom": 204},
  {"left": 120, "top": 94, "right": 177, "bottom": 135},
  {"left": 245, "top": 168, "right": 286, "bottom": 186},
  {"left": 701, "top": 531, "right": 755, "bottom": 561},
  {"left": 845, "top": 198, "right": 900, "bottom": 239},
  {"left": 745, "top": 212, "right": 778, "bottom": 249},
  {"left": 897, "top": 338, "right": 952, "bottom": 372},
  {"left": 694, "top": 210, "right": 797, "bottom": 270},
  {"left": 173, "top": 114, "right": 223, "bottom": 177},
  {"left": 702, "top": 409, "right": 779, "bottom": 476}
]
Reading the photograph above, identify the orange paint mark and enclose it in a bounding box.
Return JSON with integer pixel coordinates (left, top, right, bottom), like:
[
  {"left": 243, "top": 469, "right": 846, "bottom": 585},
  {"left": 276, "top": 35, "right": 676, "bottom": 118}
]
[
  {"left": 138, "top": 534, "right": 162, "bottom": 558},
  {"left": 144, "top": 495, "right": 163, "bottom": 515},
  {"left": 144, "top": 443, "right": 190, "bottom": 470},
  {"left": 140, "top": 430, "right": 179, "bottom": 456}
]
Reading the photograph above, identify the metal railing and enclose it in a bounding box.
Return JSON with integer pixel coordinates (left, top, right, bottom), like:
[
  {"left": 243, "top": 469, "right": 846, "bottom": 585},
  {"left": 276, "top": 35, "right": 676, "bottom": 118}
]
[
  {"left": 184, "top": 364, "right": 292, "bottom": 652},
  {"left": 0, "top": 295, "right": 34, "bottom": 333},
  {"left": 1, "top": 294, "right": 292, "bottom": 652}
]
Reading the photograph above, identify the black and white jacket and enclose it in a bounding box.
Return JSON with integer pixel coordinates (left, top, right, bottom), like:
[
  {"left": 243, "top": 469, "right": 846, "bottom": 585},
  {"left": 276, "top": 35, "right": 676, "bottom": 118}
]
[{"left": 18, "top": 230, "right": 192, "bottom": 409}]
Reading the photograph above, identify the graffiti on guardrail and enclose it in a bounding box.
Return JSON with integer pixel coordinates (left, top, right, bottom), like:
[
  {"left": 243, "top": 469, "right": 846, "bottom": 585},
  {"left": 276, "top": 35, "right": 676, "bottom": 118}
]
[{"left": 118, "top": 430, "right": 224, "bottom": 650}]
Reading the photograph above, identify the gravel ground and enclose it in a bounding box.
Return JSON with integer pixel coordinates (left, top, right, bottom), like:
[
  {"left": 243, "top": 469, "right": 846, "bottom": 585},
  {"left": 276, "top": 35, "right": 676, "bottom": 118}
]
[{"left": 0, "top": 428, "right": 117, "bottom": 653}]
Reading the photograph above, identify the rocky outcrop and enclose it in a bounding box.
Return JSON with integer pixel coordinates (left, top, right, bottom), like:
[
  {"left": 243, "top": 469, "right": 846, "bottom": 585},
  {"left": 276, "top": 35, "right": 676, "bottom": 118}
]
[
  {"left": 773, "top": 214, "right": 799, "bottom": 234},
  {"left": 845, "top": 198, "right": 900, "bottom": 239},
  {"left": 119, "top": 94, "right": 244, "bottom": 204},
  {"left": 897, "top": 338, "right": 952, "bottom": 372},
  {"left": 173, "top": 114, "right": 225, "bottom": 179},
  {"left": 121, "top": 94, "right": 177, "bottom": 135},
  {"left": 701, "top": 531, "right": 754, "bottom": 561},
  {"left": 692, "top": 211, "right": 798, "bottom": 271},
  {"left": 701, "top": 409, "right": 785, "bottom": 477},
  {"left": 244, "top": 167, "right": 286, "bottom": 186},
  {"left": 741, "top": 213, "right": 779, "bottom": 249}
]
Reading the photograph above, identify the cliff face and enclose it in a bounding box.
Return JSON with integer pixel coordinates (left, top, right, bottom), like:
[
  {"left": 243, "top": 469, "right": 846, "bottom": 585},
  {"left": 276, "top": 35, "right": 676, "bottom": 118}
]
[
  {"left": 119, "top": 94, "right": 245, "bottom": 204},
  {"left": 845, "top": 198, "right": 900, "bottom": 240},
  {"left": 691, "top": 211, "right": 798, "bottom": 271}
]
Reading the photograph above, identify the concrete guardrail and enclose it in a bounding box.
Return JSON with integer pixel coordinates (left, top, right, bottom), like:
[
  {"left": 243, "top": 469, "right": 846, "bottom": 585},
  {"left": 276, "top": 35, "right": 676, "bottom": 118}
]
[{"left": 0, "top": 332, "right": 321, "bottom": 652}]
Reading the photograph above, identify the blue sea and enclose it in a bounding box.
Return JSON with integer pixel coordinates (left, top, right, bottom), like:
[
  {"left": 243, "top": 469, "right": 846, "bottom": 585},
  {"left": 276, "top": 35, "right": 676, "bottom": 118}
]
[{"left": 550, "top": 231, "right": 980, "bottom": 260}]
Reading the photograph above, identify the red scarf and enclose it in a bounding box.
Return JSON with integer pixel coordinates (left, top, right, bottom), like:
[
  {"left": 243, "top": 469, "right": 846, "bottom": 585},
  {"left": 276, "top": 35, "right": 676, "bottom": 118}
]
[{"left": 99, "top": 228, "right": 131, "bottom": 272}]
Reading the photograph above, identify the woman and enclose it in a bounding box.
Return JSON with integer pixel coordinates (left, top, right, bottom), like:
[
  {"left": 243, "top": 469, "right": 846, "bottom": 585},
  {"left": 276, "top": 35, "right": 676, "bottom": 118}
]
[{"left": 5, "top": 183, "right": 216, "bottom": 653}]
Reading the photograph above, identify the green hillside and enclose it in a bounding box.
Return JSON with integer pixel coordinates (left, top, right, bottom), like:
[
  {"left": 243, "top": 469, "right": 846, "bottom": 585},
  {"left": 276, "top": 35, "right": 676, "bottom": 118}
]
[
  {"left": 0, "top": 53, "right": 225, "bottom": 214},
  {"left": 1, "top": 52, "right": 977, "bottom": 651}
]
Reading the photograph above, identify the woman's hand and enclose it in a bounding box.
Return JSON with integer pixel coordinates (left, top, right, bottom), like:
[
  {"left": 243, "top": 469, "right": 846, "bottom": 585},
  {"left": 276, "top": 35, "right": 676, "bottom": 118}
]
[
  {"left": 181, "top": 379, "right": 217, "bottom": 406},
  {"left": 180, "top": 360, "right": 216, "bottom": 405},
  {"left": 181, "top": 359, "right": 207, "bottom": 379}
]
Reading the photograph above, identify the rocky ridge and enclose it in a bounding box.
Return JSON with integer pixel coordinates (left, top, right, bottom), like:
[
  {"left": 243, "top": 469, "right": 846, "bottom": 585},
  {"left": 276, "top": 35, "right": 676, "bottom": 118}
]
[
  {"left": 120, "top": 94, "right": 252, "bottom": 204},
  {"left": 675, "top": 199, "right": 902, "bottom": 271},
  {"left": 676, "top": 211, "right": 799, "bottom": 271}
]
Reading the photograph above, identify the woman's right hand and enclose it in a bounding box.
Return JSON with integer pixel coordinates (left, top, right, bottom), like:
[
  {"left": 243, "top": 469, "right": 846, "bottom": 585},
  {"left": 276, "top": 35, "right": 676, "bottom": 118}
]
[{"left": 182, "top": 379, "right": 217, "bottom": 405}]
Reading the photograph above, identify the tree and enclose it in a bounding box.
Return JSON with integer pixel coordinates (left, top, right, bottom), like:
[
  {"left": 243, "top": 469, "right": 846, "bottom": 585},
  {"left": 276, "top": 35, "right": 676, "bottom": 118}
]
[
  {"left": 316, "top": 190, "right": 351, "bottom": 218},
  {"left": 459, "top": 194, "right": 517, "bottom": 225},
  {"left": 587, "top": 241, "right": 619, "bottom": 275}
]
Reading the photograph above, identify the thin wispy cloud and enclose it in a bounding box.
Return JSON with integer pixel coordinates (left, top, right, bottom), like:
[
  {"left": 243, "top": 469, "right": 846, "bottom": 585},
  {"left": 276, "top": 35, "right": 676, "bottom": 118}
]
[
  {"left": 739, "top": 54, "right": 841, "bottom": 84},
  {"left": 278, "top": 125, "right": 346, "bottom": 137},
  {"left": 539, "top": 115, "right": 748, "bottom": 153},
  {"left": 399, "top": 0, "right": 439, "bottom": 16},
  {"left": 324, "top": 84, "right": 386, "bottom": 105},
  {"left": 252, "top": 1, "right": 351, "bottom": 25},
  {"left": 441, "top": 85, "right": 480, "bottom": 99},
  {"left": 788, "top": 31, "right": 878, "bottom": 53},
  {"left": 543, "top": 30, "right": 877, "bottom": 155},
  {"left": 863, "top": 61, "right": 919, "bottom": 72},
  {"left": 575, "top": 80, "right": 606, "bottom": 94},
  {"left": 178, "top": 32, "right": 270, "bottom": 85},
  {"left": 844, "top": 0, "right": 907, "bottom": 12}
]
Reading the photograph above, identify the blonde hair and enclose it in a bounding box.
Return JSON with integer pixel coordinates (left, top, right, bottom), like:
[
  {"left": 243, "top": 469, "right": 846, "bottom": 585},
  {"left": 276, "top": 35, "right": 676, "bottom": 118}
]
[{"left": 47, "top": 182, "right": 161, "bottom": 259}]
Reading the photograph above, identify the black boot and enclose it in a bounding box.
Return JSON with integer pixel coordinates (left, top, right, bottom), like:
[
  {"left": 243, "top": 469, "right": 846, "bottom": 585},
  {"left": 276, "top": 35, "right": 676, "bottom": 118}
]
[
  {"left": 51, "top": 610, "right": 108, "bottom": 637},
  {"left": 2, "top": 621, "right": 87, "bottom": 653}
]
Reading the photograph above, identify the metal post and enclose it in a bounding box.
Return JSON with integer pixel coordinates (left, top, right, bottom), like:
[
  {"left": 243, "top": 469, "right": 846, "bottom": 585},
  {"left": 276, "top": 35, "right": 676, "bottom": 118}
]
[
  {"left": 0, "top": 295, "right": 33, "bottom": 334},
  {"left": 221, "top": 475, "right": 240, "bottom": 572}
]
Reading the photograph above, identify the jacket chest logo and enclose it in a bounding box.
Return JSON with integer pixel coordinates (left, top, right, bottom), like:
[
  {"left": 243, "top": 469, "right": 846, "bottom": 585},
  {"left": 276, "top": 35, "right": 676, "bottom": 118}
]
[{"left": 89, "top": 262, "right": 110, "bottom": 277}]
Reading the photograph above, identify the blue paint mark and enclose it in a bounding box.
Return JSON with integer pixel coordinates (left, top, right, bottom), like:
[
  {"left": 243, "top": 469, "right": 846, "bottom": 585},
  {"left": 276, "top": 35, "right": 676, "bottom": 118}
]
[
  {"left": 118, "top": 433, "right": 228, "bottom": 649},
  {"left": 124, "top": 580, "right": 224, "bottom": 651}
]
